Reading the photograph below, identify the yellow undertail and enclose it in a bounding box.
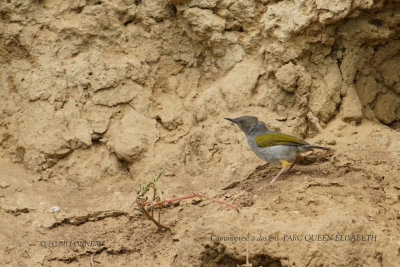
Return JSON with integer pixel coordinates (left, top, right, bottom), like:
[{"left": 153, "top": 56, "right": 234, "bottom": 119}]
[{"left": 279, "top": 159, "right": 291, "bottom": 168}]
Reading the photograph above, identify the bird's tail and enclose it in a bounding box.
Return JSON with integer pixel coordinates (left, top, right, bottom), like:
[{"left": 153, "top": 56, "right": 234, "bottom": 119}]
[{"left": 305, "top": 145, "right": 330, "bottom": 150}]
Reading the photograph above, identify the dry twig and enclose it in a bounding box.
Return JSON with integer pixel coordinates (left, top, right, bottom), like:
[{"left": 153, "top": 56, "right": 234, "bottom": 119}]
[{"left": 134, "top": 170, "right": 241, "bottom": 230}]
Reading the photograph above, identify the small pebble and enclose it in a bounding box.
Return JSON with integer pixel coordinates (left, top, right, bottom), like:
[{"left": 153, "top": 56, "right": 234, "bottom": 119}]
[
  {"left": 49, "top": 206, "right": 60, "bottom": 212},
  {"left": 327, "top": 140, "right": 336, "bottom": 145}
]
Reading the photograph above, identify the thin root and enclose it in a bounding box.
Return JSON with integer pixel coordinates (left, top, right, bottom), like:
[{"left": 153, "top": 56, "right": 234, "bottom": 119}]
[{"left": 144, "top": 193, "right": 241, "bottom": 213}]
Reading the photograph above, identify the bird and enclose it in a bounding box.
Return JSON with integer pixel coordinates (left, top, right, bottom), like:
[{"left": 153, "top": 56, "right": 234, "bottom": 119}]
[{"left": 225, "top": 115, "right": 330, "bottom": 184}]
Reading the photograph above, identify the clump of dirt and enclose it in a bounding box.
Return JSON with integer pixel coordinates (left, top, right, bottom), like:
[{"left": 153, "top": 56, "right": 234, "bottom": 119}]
[{"left": 1, "top": 0, "right": 400, "bottom": 266}]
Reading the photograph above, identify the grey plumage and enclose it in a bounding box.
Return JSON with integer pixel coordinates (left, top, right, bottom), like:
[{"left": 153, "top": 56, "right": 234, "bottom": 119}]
[{"left": 225, "top": 115, "right": 330, "bottom": 184}]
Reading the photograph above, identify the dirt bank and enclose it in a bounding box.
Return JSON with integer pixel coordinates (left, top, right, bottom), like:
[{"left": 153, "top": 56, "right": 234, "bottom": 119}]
[{"left": 1, "top": 0, "right": 399, "bottom": 266}]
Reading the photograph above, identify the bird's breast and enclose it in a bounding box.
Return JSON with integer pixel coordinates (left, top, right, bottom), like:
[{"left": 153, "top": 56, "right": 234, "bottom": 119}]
[{"left": 246, "top": 136, "right": 299, "bottom": 164}]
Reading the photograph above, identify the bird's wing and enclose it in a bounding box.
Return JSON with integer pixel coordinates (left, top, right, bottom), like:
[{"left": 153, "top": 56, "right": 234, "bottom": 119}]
[{"left": 255, "top": 133, "right": 307, "bottom": 148}]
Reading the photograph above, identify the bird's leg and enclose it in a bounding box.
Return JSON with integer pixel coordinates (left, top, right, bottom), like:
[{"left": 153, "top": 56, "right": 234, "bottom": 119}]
[
  {"left": 269, "top": 167, "right": 287, "bottom": 184},
  {"left": 270, "top": 159, "right": 291, "bottom": 184},
  {"left": 286, "top": 156, "right": 301, "bottom": 173},
  {"left": 270, "top": 157, "right": 302, "bottom": 184}
]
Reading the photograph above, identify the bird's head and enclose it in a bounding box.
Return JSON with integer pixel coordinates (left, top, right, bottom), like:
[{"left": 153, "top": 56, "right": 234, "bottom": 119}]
[{"left": 225, "top": 116, "right": 259, "bottom": 135}]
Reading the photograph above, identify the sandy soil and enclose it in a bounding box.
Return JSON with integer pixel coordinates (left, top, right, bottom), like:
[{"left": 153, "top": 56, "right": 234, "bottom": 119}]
[
  {"left": 1, "top": 120, "right": 399, "bottom": 266},
  {"left": 1, "top": 0, "right": 400, "bottom": 266}
]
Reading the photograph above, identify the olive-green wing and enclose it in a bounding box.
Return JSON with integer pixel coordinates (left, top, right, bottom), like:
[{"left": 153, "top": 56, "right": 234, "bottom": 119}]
[{"left": 255, "top": 133, "right": 307, "bottom": 148}]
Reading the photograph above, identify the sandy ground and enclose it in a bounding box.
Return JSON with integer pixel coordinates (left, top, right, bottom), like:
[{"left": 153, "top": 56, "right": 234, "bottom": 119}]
[
  {"left": 1, "top": 0, "right": 400, "bottom": 266},
  {"left": 1, "top": 119, "right": 399, "bottom": 266}
]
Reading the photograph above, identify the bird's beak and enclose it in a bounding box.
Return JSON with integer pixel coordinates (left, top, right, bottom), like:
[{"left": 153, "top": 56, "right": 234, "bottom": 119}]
[{"left": 224, "top": 117, "right": 236, "bottom": 123}]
